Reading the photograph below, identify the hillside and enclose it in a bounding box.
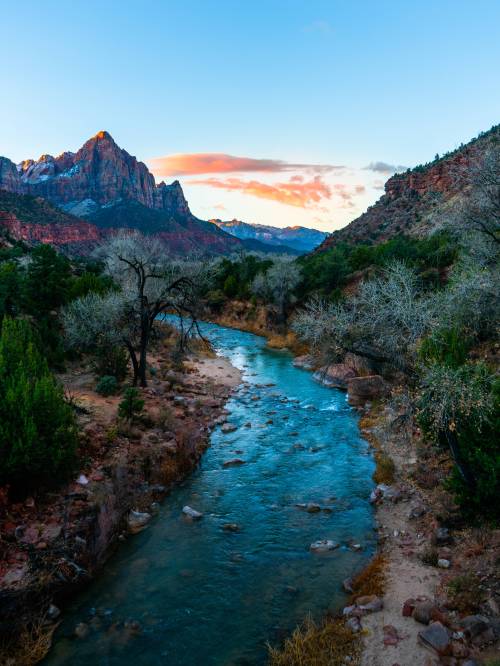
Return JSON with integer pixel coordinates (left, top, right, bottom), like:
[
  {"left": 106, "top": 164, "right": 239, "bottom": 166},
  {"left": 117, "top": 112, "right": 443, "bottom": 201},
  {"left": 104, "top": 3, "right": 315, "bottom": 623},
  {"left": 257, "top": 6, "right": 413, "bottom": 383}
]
[{"left": 317, "top": 124, "right": 500, "bottom": 252}]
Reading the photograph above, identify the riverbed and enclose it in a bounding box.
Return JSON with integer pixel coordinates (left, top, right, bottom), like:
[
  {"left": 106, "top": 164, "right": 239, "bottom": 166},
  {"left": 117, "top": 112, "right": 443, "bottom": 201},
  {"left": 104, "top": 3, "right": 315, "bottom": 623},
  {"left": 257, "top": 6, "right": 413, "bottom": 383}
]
[{"left": 45, "top": 321, "right": 375, "bottom": 665}]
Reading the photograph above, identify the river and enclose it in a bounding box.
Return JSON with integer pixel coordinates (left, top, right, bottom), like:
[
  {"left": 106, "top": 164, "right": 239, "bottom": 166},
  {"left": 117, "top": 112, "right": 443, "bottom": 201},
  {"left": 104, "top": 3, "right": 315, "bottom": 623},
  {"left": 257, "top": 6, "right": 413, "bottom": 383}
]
[{"left": 45, "top": 321, "right": 375, "bottom": 665}]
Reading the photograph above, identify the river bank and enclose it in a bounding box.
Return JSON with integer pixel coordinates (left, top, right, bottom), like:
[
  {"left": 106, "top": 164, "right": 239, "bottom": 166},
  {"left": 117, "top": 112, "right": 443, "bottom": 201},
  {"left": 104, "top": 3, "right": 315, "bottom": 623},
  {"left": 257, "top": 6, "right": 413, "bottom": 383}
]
[
  {"left": 0, "top": 336, "right": 241, "bottom": 664},
  {"left": 278, "top": 350, "right": 500, "bottom": 666}
]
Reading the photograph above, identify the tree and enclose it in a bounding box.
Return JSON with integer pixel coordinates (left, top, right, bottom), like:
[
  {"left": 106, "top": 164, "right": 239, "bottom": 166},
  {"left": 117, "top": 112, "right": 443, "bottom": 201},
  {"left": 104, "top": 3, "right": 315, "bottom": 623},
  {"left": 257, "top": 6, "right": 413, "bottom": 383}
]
[
  {"left": 0, "top": 318, "right": 77, "bottom": 493},
  {"left": 252, "top": 258, "right": 302, "bottom": 326},
  {"left": 63, "top": 233, "right": 209, "bottom": 387},
  {"left": 454, "top": 148, "right": 500, "bottom": 245},
  {"left": 293, "top": 262, "right": 433, "bottom": 372}
]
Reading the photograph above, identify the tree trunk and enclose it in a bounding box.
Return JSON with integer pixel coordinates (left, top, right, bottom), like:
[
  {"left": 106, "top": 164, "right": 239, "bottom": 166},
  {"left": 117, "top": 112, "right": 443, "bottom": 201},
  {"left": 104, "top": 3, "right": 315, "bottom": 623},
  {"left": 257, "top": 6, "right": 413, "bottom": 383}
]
[
  {"left": 138, "top": 314, "right": 150, "bottom": 387},
  {"left": 126, "top": 343, "right": 140, "bottom": 386},
  {"left": 442, "top": 429, "right": 475, "bottom": 489}
]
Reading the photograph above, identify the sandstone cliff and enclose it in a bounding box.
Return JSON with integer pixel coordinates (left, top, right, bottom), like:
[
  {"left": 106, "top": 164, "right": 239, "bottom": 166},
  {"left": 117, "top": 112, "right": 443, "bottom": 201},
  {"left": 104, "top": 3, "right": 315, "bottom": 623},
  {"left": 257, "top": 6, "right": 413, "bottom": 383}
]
[{"left": 317, "top": 124, "right": 499, "bottom": 251}]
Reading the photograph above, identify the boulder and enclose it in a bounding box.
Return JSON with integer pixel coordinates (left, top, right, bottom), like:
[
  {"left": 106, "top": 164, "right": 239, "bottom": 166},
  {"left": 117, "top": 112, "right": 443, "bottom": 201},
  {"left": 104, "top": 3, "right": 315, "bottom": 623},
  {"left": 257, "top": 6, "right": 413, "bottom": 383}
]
[
  {"left": 182, "top": 506, "right": 203, "bottom": 521},
  {"left": 223, "top": 458, "right": 246, "bottom": 467},
  {"left": 127, "top": 510, "right": 152, "bottom": 533},
  {"left": 413, "top": 600, "right": 438, "bottom": 625},
  {"left": 347, "top": 375, "right": 390, "bottom": 406},
  {"left": 313, "top": 364, "right": 356, "bottom": 389},
  {"left": 293, "top": 355, "right": 315, "bottom": 370},
  {"left": 432, "top": 527, "right": 453, "bottom": 546},
  {"left": 221, "top": 423, "right": 237, "bottom": 433},
  {"left": 222, "top": 523, "right": 240, "bottom": 532},
  {"left": 418, "top": 621, "right": 451, "bottom": 656},
  {"left": 310, "top": 539, "right": 339, "bottom": 552},
  {"left": 402, "top": 598, "right": 416, "bottom": 617},
  {"left": 356, "top": 595, "right": 383, "bottom": 613},
  {"left": 305, "top": 502, "right": 321, "bottom": 513}
]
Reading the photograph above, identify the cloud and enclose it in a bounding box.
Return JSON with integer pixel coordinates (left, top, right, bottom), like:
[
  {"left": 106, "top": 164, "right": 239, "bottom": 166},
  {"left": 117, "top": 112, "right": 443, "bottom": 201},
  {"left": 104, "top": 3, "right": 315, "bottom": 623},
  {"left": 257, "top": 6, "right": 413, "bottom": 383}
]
[
  {"left": 364, "top": 161, "right": 408, "bottom": 174},
  {"left": 372, "top": 179, "right": 385, "bottom": 190},
  {"left": 213, "top": 203, "right": 227, "bottom": 211},
  {"left": 187, "top": 175, "right": 332, "bottom": 208},
  {"left": 149, "top": 153, "right": 341, "bottom": 177}
]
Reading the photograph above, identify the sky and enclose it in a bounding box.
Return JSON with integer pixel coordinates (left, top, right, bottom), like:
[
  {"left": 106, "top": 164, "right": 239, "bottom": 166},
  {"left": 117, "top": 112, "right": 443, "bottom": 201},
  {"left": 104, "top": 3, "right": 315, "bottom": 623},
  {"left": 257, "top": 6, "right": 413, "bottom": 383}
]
[{"left": 1, "top": 0, "right": 499, "bottom": 231}]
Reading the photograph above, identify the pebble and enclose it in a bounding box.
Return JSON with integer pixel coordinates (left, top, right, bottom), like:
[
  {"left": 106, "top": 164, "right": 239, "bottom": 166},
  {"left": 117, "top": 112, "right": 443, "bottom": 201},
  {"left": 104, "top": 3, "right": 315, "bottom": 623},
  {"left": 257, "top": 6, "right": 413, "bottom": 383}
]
[{"left": 438, "top": 558, "right": 451, "bottom": 569}]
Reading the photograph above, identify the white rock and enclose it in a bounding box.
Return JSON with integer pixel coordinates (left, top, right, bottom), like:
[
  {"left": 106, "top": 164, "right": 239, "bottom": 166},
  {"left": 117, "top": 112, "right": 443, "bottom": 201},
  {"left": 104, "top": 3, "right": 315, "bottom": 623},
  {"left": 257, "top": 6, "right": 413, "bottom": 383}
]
[
  {"left": 77, "top": 474, "right": 89, "bottom": 485},
  {"left": 438, "top": 558, "right": 451, "bottom": 569},
  {"left": 310, "top": 539, "right": 339, "bottom": 552},
  {"left": 182, "top": 506, "right": 203, "bottom": 521}
]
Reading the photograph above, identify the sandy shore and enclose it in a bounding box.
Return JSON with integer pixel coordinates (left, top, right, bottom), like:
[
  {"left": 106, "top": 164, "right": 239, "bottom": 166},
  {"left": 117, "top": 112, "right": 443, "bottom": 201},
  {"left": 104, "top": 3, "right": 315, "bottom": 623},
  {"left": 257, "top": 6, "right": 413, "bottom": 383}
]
[{"left": 188, "top": 354, "right": 242, "bottom": 390}]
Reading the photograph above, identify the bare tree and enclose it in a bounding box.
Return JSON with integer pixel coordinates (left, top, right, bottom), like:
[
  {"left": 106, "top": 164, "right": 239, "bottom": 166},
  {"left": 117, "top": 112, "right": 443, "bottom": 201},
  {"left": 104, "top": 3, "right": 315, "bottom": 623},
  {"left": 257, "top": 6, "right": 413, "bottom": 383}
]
[
  {"left": 63, "top": 233, "right": 210, "bottom": 386},
  {"left": 293, "top": 262, "right": 434, "bottom": 373},
  {"left": 456, "top": 148, "right": 500, "bottom": 245}
]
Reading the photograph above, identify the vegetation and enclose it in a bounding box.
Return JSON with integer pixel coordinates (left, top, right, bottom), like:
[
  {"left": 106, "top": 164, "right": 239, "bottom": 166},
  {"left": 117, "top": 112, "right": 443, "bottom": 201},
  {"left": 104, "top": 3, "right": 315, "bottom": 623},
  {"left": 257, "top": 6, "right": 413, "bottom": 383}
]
[
  {"left": 118, "top": 387, "right": 145, "bottom": 421},
  {"left": 96, "top": 375, "right": 118, "bottom": 396},
  {"left": 0, "top": 318, "right": 77, "bottom": 494},
  {"left": 294, "top": 224, "right": 499, "bottom": 519},
  {"left": 268, "top": 615, "right": 361, "bottom": 666},
  {"left": 63, "top": 232, "right": 209, "bottom": 386}
]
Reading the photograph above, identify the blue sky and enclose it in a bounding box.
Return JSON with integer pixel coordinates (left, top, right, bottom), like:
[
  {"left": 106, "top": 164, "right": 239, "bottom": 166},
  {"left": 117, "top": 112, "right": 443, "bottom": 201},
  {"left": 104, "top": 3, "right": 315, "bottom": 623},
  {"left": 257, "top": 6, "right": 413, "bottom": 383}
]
[{"left": 1, "top": 0, "right": 499, "bottom": 230}]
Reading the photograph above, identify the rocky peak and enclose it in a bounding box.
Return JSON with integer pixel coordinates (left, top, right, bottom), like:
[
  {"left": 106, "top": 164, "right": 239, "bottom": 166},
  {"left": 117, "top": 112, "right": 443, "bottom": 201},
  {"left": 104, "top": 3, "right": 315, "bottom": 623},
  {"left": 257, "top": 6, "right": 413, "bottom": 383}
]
[
  {"left": 0, "top": 131, "right": 193, "bottom": 219},
  {"left": 0, "top": 157, "right": 22, "bottom": 194}
]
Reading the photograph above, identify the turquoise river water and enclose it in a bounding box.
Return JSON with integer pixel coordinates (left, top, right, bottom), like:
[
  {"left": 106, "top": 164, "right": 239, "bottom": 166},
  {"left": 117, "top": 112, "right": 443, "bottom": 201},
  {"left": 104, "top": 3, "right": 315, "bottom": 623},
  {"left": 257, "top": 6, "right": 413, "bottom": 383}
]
[{"left": 45, "top": 321, "right": 375, "bottom": 665}]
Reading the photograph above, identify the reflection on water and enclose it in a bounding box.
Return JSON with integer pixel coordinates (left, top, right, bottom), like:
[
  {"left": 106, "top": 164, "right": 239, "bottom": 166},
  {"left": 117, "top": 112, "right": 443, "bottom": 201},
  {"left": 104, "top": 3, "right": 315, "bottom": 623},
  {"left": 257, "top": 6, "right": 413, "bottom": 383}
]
[{"left": 45, "top": 322, "right": 375, "bottom": 666}]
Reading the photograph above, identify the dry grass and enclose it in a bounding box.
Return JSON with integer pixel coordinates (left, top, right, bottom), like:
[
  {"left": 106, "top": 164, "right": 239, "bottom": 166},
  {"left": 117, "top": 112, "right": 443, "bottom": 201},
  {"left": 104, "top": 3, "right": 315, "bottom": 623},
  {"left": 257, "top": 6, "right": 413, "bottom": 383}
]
[
  {"left": 350, "top": 553, "right": 387, "bottom": 599},
  {"left": 0, "top": 618, "right": 59, "bottom": 666},
  {"left": 267, "top": 615, "right": 361, "bottom": 666},
  {"left": 372, "top": 452, "right": 396, "bottom": 485},
  {"left": 446, "top": 573, "right": 484, "bottom": 613},
  {"left": 266, "top": 332, "right": 309, "bottom": 356}
]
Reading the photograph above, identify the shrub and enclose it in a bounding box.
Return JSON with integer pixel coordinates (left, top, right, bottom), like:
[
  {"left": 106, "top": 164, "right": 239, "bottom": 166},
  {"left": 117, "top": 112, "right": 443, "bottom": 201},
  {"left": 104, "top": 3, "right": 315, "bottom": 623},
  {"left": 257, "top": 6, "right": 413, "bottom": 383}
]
[
  {"left": 373, "top": 453, "right": 396, "bottom": 484},
  {"left": 419, "top": 364, "right": 499, "bottom": 519},
  {"left": 0, "top": 318, "right": 77, "bottom": 494},
  {"left": 421, "top": 546, "right": 439, "bottom": 567},
  {"left": 419, "top": 326, "right": 472, "bottom": 368},
  {"left": 94, "top": 345, "right": 128, "bottom": 382},
  {"left": 118, "top": 387, "right": 144, "bottom": 421},
  {"left": 446, "top": 574, "right": 484, "bottom": 613},
  {"left": 96, "top": 375, "right": 118, "bottom": 396}
]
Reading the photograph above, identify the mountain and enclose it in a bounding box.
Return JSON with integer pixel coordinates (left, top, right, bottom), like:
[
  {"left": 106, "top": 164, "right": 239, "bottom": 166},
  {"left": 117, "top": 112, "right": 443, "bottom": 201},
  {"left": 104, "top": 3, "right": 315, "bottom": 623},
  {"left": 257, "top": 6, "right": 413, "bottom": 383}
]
[
  {"left": 0, "top": 189, "right": 101, "bottom": 252},
  {"left": 0, "top": 132, "right": 245, "bottom": 255},
  {"left": 212, "top": 219, "right": 328, "bottom": 253},
  {"left": 316, "top": 124, "right": 500, "bottom": 252}
]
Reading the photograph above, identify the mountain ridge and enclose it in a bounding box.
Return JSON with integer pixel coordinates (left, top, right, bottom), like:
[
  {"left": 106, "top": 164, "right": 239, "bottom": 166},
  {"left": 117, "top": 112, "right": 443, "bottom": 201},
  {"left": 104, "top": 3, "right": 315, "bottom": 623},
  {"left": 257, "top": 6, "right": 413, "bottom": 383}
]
[{"left": 316, "top": 124, "right": 499, "bottom": 252}]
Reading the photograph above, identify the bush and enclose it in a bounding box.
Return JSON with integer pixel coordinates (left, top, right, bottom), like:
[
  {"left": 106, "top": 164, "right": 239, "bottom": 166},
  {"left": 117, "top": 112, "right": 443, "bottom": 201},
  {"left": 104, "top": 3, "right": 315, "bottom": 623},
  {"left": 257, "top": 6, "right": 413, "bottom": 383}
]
[
  {"left": 0, "top": 318, "right": 77, "bottom": 494},
  {"left": 96, "top": 375, "right": 118, "bottom": 396},
  {"left": 118, "top": 387, "right": 144, "bottom": 421},
  {"left": 446, "top": 574, "right": 484, "bottom": 613},
  {"left": 419, "top": 326, "right": 472, "bottom": 368},
  {"left": 94, "top": 345, "right": 129, "bottom": 382}
]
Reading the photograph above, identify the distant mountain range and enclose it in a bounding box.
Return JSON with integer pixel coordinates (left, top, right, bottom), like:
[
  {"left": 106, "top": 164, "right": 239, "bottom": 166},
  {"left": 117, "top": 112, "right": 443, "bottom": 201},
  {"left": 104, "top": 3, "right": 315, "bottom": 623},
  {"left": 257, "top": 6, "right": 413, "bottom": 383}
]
[
  {"left": 211, "top": 219, "right": 328, "bottom": 253},
  {"left": 0, "top": 132, "right": 295, "bottom": 255}
]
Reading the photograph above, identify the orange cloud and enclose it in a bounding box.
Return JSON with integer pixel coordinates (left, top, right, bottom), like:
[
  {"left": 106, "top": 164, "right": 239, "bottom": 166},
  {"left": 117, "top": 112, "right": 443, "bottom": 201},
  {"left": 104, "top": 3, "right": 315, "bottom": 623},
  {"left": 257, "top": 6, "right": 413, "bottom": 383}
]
[
  {"left": 188, "top": 176, "right": 332, "bottom": 208},
  {"left": 148, "top": 153, "right": 341, "bottom": 177}
]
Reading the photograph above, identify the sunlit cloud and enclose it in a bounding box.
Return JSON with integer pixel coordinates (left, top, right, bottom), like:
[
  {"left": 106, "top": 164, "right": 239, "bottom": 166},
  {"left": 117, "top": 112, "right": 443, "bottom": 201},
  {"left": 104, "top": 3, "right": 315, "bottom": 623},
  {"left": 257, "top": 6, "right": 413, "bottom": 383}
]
[
  {"left": 149, "top": 153, "right": 341, "bottom": 177},
  {"left": 364, "top": 161, "right": 408, "bottom": 174},
  {"left": 187, "top": 175, "right": 332, "bottom": 209}
]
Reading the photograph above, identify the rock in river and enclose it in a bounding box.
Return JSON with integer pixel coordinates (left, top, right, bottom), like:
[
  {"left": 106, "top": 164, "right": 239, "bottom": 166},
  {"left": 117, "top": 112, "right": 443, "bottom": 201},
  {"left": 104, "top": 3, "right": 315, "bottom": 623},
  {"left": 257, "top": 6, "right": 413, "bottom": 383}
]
[
  {"left": 221, "top": 423, "right": 237, "bottom": 433},
  {"left": 182, "top": 506, "right": 203, "bottom": 521},
  {"left": 310, "top": 539, "right": 339, "bottom": 552},
  {"left": 223, "top": 458, "right": 246, "bottom": 467},
  {"left": 128, "top": 510, "right": 152, "bottom": 533}
]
